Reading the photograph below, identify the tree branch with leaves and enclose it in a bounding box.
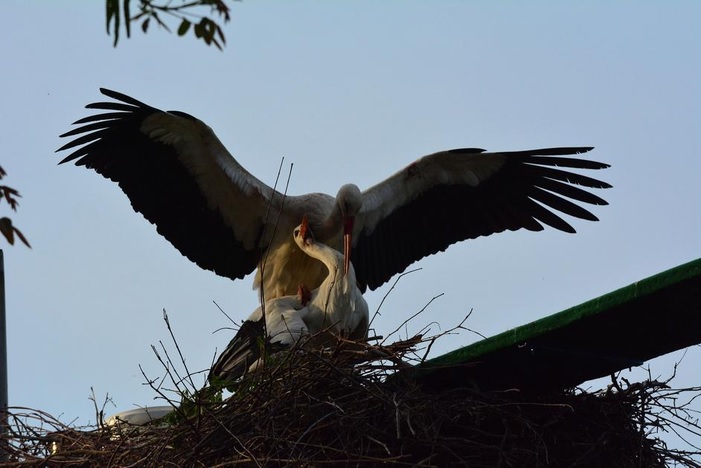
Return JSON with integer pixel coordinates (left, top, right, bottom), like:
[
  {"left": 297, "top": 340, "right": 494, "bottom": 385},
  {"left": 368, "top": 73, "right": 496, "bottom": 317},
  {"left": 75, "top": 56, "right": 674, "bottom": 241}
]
[
  {"left": 106, "top": 0, "right": 234, "bottom": 50},
  {"left": 0, "top": 166, "right": 30, "bottom": 248}
]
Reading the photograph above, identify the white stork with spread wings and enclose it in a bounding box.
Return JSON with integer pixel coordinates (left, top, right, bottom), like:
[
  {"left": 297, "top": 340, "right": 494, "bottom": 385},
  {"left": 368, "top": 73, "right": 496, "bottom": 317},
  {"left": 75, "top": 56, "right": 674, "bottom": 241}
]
[
  {"left": 58, "top": 89, "right": 611, "bottom": 298},
  {"left": 209, "top": 217, "right": 369, "bottom": 382}
]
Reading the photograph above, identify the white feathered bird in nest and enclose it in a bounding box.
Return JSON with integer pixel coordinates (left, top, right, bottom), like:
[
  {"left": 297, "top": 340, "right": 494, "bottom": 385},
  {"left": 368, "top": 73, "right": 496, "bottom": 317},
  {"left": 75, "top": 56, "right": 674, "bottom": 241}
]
[{"left": 209, "top": 216, "right": 369, "bottom": 382}]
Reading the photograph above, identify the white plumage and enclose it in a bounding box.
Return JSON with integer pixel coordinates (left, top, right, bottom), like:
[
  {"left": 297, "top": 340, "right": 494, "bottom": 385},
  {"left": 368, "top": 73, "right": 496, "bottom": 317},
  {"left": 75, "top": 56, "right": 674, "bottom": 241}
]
[{"left": 209, "top": 218, "right": 369, "bottom": 382}]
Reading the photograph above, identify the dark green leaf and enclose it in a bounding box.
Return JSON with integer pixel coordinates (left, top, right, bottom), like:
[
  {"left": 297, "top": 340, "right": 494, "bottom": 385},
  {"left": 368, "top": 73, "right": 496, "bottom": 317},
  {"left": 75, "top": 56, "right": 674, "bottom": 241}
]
[
  {"left": 106, "top": 0, "right": 116, "bottom": 33},
  {"left": 106, "top": 0, "right": 120, "bottom": 47},
  {"left": 204, "top": 19, "right": 215, "bottom": 45},
  {"left": 177, "top": 19, "right": 191, "bottom": 37},
  {"left": 215, "top": 23, "right": 226, "bottom": 45},
  {"left": 123, "top": 0, "right": 131, "bottom": 38},
  {"left": 141, "top": 17, "right": 150, "bottom": 33}
]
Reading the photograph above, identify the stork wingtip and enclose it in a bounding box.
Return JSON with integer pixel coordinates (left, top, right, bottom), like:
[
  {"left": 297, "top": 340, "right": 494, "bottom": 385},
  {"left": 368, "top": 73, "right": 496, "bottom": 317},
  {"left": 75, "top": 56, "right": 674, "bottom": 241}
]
[
  {"left": 99, "top": 87, "right": 116, "bottom": 96},
  {"left": 56, "top": 154, "right": 73, "bottom": 165},
  {"left": 55, "top": 141, "right": 72, "bottom": 154}
]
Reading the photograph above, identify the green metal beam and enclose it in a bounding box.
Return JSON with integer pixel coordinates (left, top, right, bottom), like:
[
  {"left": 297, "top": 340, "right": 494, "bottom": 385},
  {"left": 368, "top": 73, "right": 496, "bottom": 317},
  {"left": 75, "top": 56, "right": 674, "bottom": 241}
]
[{"left": 411, "top": 258, "right": 701, "bottom": 392}]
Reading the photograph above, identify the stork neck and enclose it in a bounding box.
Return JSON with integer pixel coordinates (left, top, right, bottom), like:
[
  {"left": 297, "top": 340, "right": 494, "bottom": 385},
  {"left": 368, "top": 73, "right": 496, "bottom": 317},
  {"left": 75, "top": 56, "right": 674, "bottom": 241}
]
[{"left": 305, "top": 242, "right": 344, "bottom": 277}]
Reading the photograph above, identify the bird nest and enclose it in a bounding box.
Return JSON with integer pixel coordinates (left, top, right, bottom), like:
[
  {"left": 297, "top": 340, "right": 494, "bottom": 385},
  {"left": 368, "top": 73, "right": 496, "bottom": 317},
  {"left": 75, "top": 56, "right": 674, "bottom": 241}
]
[{"left": 2, "top": 332, "right": 701, "bottom": 466}]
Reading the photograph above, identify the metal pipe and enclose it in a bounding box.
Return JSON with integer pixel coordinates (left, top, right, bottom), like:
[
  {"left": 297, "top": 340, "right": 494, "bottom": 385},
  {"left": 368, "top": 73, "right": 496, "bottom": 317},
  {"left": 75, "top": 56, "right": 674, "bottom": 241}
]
[{"left": 0, "top": 250, "right": 7, "bottom": 461}]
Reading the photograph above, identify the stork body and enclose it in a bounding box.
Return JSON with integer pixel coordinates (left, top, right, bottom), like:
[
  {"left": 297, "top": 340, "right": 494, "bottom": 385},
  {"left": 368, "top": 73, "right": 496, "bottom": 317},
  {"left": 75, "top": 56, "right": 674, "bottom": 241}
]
[
  {"left": 291, "top": 219, "right": 369, "bottom": 341},
  {"left": 58, "top": 89, "right": 611, "bottom": 297},
  {"left": 207, "top": 296, "right": 307, "bottom": 382},
  {"left": 209, "top": 221, "right": 369, "bottom": 382}
]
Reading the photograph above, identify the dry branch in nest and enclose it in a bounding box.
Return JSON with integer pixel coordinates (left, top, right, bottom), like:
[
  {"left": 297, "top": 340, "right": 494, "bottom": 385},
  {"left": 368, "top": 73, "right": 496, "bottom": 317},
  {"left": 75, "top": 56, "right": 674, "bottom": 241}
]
[{"left": 3, "top": 330, "right": 701, "bottom": 467}]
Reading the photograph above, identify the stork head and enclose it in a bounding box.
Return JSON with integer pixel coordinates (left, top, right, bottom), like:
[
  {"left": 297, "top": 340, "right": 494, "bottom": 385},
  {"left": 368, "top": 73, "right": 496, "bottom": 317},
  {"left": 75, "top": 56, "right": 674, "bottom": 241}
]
[
  {"left": 293, "top": 214, "right": 315, "bottom": 248},
  {"left": 336, "top": 184, "right": 362, "bottom": 276}
]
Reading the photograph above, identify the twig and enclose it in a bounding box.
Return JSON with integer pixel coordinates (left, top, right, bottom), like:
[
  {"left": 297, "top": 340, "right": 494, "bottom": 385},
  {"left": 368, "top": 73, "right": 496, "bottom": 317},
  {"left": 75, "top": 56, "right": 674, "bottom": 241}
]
[
  {"left": 383, "top": 293, "right": 444, "bottom": 342},
  {"left": 161, "top": 309, "right": 197, "bottom": 391},
  {"left": 370, "top": 268, "right": 421, "bottom": 328}
]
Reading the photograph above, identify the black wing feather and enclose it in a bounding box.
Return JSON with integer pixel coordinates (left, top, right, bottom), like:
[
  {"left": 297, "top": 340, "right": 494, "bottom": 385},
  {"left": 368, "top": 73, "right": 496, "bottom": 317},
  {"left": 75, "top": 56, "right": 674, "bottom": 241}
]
[
  {"left": 353, "top": 148, "right": 610, "bottom": 291},
  {"left": 57, "top": 88, "right": 261, "bottom": 281},
  {"left": 209, "top": 316, "right": 289, "bottom": 383},
  {"left": 209, "top": 318, "right": 265, "bottom": 383},
  {"left": 533, "top": 177, "right": 608, "bottom": 206}
]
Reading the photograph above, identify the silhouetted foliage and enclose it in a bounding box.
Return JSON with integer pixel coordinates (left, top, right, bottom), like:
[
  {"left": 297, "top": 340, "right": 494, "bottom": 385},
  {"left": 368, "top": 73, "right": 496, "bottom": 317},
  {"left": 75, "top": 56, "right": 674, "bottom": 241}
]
[
  {"left": 106, "top": 0, "right": 234, "bottom": 50},
  {"left": 0, "top": 166, "right": 30, "bottom": 248}
]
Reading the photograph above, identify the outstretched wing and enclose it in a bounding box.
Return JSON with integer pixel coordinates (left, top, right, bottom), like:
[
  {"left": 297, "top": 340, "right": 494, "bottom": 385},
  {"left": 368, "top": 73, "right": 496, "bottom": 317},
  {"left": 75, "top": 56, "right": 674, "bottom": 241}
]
[
  {"left": 353, "top": 147, "right": 610, "bottom": 290},
  {"left": 58, "top": 88, "right": 287, "bottom": 280}
]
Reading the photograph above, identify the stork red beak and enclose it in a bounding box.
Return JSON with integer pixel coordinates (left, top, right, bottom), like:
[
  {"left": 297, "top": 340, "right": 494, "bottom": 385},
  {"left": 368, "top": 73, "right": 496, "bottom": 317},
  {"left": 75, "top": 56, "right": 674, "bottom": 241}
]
[
  {"left": 297, "top": 283, "right": 312, "bottom": 306},
  {"left": 343, "top": 216, "right": 354, "bottom": 276}
]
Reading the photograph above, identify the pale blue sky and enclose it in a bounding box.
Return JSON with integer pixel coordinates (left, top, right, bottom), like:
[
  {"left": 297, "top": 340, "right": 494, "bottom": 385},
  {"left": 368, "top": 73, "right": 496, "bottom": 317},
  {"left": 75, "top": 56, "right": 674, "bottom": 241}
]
[{"left": 1, "top": 1, "right": 700, "bottom": 451}]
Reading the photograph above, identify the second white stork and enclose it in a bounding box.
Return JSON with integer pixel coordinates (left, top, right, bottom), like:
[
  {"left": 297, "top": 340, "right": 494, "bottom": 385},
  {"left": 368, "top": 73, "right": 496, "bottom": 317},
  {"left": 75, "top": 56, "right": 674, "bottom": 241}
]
[
  {"left": 209, "top": 217, "right": 369, "bottom": 382},
  {"left": 58, "top": 89, "right": 611, "bottom": 298}
]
